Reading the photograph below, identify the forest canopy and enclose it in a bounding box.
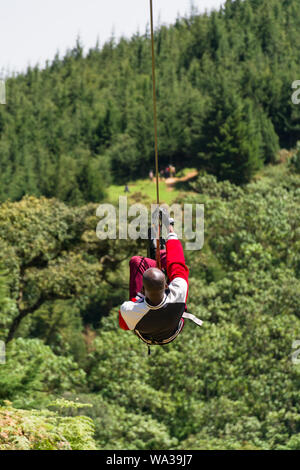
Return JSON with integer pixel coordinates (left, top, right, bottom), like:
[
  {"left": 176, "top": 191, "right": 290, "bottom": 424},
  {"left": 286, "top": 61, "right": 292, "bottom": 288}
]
[
  {"left": 0, "top": 0, "right": 299, "bottom": 204},
  {"left": 0, "top": 166, "right": 299, "bottom": 449},
  {"left": 0, "top": 0, "right": 300, "bottom": 451}
]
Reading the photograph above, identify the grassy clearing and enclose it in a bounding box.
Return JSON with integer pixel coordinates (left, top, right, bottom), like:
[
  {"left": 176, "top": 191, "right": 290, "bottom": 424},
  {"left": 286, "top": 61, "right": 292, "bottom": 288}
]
[{"left": 105, "top": 168, "right": 197, "bottom": 206}]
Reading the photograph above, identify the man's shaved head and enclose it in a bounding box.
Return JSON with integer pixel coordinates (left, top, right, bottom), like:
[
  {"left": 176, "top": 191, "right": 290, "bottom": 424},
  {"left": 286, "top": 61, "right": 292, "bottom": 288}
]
[
  {"left": 143, "top": 268, "right": 166, "bottom": 291},
  {"left": 143, "top": 268, "right": 166, "bottom": 305}
]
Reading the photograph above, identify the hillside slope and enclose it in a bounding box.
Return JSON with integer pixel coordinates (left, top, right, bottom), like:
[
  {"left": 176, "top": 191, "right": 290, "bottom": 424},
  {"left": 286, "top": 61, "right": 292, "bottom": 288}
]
[{"left": 0, "top": 0, "right": 300, "bottom": 203}]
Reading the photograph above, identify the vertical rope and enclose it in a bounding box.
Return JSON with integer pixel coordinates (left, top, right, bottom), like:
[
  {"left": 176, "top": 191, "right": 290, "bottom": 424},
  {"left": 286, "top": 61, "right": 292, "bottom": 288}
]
[{"left": 149, "top": 0, "right": 161, "bottom": 270}]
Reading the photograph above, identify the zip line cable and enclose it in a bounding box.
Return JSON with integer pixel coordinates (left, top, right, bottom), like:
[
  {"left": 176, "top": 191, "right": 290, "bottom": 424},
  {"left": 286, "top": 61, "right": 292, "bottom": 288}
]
[
  {"left": 149, "top": 0, "right": 161, "bottom": 270},
  {"left": 149, "top": 0, "right": 160, "bottom": 207}
]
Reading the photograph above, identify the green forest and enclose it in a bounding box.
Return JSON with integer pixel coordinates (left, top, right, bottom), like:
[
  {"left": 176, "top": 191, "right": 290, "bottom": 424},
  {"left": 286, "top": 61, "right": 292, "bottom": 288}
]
[{"left": 0, "top": 0, "right": 300, "bottom": 450}]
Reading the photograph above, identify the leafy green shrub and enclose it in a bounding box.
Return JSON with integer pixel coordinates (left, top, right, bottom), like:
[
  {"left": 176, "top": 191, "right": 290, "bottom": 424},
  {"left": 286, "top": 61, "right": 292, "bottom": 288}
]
[
  {"left": 191, "top": 173, "right": 243, "bottom": 199},
  {"left": 0, "top": 402, "right": 96, "bottom": 450},
  {"left": 0, "top": 338, "right": 86, "bottom": 408}
]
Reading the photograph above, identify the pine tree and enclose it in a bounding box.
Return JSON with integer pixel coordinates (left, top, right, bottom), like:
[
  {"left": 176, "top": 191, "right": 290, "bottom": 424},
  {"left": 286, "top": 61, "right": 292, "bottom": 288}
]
[{"left": 200, "top": 81, "right": 263, "bottom": 184}]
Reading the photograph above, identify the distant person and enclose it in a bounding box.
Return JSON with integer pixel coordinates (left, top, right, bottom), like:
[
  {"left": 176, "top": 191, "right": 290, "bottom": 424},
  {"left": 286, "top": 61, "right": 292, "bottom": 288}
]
[
  {"left": 124, "top": 184, "right": 130, "bottom": 193},
  {"left": 165, "top": 166, "right": 170, "bottom": 178},
  {"left": 170, "top": 165, "right": 176, "bottom": 177},
  {"left": 149, "top": 170, "right": 154, "bottom": 181}
]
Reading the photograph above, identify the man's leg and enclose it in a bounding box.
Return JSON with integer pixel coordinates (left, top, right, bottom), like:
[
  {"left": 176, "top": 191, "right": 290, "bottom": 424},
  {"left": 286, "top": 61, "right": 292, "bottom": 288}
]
[
  {"left": 129, "top": 251, "right": 167, "bottom": 299},
  {"left": 159, "top": 250, "right": 167, "bottom": 271},
  {"left": 129, "top": 256, "right": 156, "bottom": 299}
]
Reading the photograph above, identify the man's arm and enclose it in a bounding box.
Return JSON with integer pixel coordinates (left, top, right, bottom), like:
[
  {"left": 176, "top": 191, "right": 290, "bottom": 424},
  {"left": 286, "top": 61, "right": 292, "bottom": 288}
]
[
  {"left": 118, "top": 294, "right": 142, "bottom": 330},
  {"left": 119, "top": 309, "right": 130, "bottom": 330},
  {"left": 119, "top": 295, "right": 149, "bottom": 330},
  {"left": 166, "top": 225, "right": 189, "bottom": 283}
]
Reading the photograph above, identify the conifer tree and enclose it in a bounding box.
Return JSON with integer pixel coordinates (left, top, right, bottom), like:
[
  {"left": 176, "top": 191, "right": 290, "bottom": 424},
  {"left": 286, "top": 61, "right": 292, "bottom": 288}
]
[{"left": 200, "top": 81, "right": 263, "bottom": 184}]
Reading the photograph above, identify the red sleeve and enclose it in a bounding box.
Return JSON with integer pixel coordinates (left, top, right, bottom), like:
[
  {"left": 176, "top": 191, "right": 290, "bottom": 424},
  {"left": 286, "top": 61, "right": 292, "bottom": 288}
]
[
  {"left": 119, "top": 310, "right": 129, "bottom": 330},
  {"left": 118, "top": 297, "right": 138, "bottom": 330},
  {"left": 166, "top": 238, "right": 189, "bottom": 283}
]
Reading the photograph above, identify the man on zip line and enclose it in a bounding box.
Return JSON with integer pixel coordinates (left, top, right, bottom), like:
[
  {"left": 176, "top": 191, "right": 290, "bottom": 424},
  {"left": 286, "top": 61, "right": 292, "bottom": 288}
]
[{"left": 119, "top": 211, "right": 202, "bottom": 353}]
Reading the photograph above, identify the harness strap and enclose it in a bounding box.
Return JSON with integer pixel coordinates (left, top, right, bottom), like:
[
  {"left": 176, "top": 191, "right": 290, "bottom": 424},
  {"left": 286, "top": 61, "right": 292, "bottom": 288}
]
[
  {"left": 135, "top": 313, "right": 203, "bottom": 352},
  {"left": 135, "top": 318, "right": 184, "bottom": 346},
  {"left": 182, "top": 312, "right": 203, "bottom": 327}
]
